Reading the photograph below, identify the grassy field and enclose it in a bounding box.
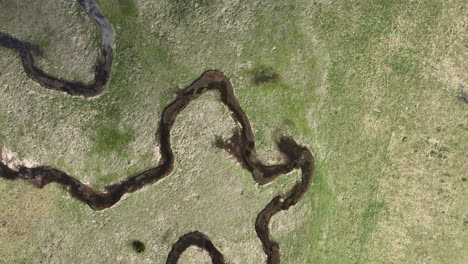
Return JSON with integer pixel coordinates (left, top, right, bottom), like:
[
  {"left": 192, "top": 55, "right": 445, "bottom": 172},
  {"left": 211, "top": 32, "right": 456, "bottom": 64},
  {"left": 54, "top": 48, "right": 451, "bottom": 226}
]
[{"left": 0, "top": 0, "right": 466, "bottom": 263}]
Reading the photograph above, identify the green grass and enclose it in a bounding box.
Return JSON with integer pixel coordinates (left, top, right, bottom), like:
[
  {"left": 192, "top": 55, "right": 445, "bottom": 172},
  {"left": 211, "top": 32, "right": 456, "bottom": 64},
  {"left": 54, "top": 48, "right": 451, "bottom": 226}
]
[
  {"left": 244, "top": 64, "right": 280, "bottom": 85},
  {"left": 169, "top": 0, "right": 213, "bottom": 22},
  {"left": 118, "top": 0, "right": 139, "bottom": 17},
  {"left": 99, "top": 0, "right": 139, "bottom": 22},
  {"left": 89, "top": 125, "right": 135, "bottom": 155},
  {"left": 0, "top": 0, "right": 466, "bottom": 263},
  {"left": 356, "top": 201, "right": 387, "bottom": 262},
  {"left": 0, "top": 103, "right": 6, "bottom": 141},
  {"left": 386, "top": 51, "right": 422, "bottom": 77}
]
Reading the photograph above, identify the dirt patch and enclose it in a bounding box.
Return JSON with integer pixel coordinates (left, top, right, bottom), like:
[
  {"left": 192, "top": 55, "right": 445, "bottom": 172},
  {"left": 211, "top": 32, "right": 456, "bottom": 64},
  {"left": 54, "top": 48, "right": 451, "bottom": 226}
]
[
  {"left": 0, "top": 147, "right": 39, "bottom": 171},
  {"left": 248, "top": 65, "right": 280, "bottom": 85},
  {"left": 132, "top": 240, "right": 146, "bottom": 253}
]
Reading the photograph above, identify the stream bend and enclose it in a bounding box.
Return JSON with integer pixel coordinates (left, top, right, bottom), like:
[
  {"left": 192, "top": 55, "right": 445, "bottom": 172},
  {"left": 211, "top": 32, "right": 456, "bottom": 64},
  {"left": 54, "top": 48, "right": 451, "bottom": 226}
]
[
  {"left": 0, "top": 0, "right": 114, "bottom": 97},
  {"left": 0, "top": 1, "right": 315, "bottom": 263}
]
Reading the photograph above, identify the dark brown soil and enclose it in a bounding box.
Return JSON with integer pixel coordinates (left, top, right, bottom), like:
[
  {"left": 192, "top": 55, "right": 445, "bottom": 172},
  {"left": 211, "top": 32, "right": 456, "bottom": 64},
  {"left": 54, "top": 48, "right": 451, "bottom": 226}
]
[
  {"left": 132, "top": 240, "right": 146, "bottom": 253},
  {"left": 0, "top": 1, "right": 315, "bottom": 263}
]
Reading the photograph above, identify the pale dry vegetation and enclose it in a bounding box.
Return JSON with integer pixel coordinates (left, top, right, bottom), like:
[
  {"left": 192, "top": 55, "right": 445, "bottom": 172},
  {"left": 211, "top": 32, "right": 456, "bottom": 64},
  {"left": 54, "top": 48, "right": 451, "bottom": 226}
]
[{"left": 0, "top": 0, "right": 466, "bottom": 263}]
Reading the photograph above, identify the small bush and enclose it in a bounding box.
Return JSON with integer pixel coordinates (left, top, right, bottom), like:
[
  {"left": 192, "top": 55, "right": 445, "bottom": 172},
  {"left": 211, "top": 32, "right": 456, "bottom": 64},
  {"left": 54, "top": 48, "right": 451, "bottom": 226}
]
[{"left": 249, "top": 65, "right": 280, "bottom": 85}]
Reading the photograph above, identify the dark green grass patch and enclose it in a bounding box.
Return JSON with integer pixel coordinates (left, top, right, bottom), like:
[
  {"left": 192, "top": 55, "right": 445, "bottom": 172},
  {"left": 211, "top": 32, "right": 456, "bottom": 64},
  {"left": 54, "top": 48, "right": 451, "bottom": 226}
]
[
  {"left": 356, "top": 201, "right": 387, "bottom": 261},
  {"left": 118, "top": 0, "right": 139, "bottom": 17},
  {"left": 386, "top": 52, "right": 421, "bottom": 77},
  {"left": 97, "top": 0, "right": 139, "bottom": 24},
  {"left": 247, "top": 65, "right": 280, "bottom": 86},
  {"left": 90, "top": 124, "right": 135, "bottom": 155},
  {"left": 169, "top": 0, "right": 213, "bottom": 21}
]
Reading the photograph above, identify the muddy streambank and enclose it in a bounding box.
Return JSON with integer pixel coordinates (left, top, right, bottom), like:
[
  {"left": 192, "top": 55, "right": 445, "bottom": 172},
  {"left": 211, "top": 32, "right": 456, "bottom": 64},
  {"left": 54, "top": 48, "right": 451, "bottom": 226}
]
[
  {"left": 0, "top": 0, "right": 114, "bottom": 97},
  {"left": 0, "top": 70, "right": 315, "bottom": 263},
  {"left": 0, "top": 1, "right": 315, "bottom": 263},
  {"left": 166, "top": 232, "right": 226, "bottom": 264}
]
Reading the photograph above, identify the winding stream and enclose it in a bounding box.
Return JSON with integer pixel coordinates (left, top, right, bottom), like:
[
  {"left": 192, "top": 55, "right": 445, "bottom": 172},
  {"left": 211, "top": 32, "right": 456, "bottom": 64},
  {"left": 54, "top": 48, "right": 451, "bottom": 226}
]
[
  {"left": 0, "top": 1, "right": 315, "bottom": 263},
  {"left": 0, "top": 0, "right": 113, "bottom": 97}
]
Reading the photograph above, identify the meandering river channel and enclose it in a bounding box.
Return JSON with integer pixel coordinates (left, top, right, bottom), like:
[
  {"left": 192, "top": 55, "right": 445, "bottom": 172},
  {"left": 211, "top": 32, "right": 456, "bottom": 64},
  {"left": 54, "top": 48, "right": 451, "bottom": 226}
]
[{"left": 0, "top": 1, "right": 315, "bottom": 263}]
